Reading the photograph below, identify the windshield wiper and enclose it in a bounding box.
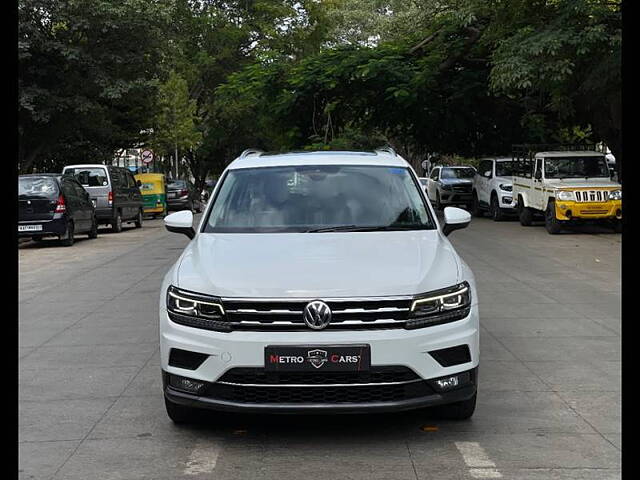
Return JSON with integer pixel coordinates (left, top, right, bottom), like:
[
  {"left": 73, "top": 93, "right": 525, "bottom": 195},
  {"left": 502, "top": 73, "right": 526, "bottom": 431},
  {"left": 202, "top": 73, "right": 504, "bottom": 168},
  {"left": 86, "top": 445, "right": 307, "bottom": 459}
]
[{"left": 306, "top": 225, "right": 428, "bottom": 233}]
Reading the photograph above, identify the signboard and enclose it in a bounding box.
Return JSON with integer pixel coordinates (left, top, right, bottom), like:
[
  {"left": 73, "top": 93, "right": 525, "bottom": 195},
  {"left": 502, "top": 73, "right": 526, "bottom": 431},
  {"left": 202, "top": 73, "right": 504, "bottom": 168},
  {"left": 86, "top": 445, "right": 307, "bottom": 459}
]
[{"left": 141, "top": 150, "right": 154, "bottom": 164}]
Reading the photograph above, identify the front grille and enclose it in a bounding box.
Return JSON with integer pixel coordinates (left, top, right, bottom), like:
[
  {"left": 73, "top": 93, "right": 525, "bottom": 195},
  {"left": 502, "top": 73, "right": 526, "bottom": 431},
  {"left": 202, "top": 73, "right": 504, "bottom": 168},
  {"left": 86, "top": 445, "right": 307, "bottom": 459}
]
[
  {"left": 574, "top": 190, "right": 610, "bottom": 203},
  {"left": 205, "top": 380, "right": 433, "bottom": 404},
  {"left": 218, "top": 366, "right": 420, "bottom": 386},
  {"left": 222, "top": 297, "right": 414, "bottom": 331},
  {"left": 452, "top": 185, "right": 472, "bottom": 193}
]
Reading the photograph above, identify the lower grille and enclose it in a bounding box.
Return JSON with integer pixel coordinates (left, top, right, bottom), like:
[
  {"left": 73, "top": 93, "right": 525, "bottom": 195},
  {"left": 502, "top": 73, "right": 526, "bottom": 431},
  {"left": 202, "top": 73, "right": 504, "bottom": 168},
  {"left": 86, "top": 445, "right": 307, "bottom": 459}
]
[
  {"left": 218, "top": 366, "right": 420, "bottom": 386},
  {"left": 206, "top": 381, "right": 433, "bottom": 404}
]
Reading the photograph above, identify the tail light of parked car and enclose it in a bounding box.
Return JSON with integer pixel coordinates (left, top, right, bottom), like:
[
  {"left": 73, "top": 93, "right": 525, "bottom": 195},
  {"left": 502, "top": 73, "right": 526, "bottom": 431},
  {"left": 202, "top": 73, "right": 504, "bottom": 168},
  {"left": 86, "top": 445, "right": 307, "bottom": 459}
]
[
  {"left": 180, "top": 189, "right": 189, "bottom": 197},
  {"left": 54, "top": 195, "right": 66, "bottom": 213},
  {"left": 108, "top": 191, "right": 113, "bottom": 206}
]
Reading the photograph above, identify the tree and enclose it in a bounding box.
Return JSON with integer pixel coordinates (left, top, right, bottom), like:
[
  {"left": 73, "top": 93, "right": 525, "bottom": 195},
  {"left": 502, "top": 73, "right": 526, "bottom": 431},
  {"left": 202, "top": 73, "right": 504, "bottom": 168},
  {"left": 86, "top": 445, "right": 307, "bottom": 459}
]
[
  {"left": 18, "top": 0, "right": 172, "bottom": 173},
  {"left": 151, "top": 71, "right": 202, "bottom": 178}
]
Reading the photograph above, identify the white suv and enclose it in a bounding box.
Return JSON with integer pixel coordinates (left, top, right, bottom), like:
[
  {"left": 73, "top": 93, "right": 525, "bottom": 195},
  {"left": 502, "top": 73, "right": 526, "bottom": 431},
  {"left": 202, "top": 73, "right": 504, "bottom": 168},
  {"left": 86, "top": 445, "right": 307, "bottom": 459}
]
[
  {"left": 159, "top": 149, "right": 479, "bottom": 422},
  {"left": 471, "top": 157, "right": 516, "bottom": 221}
]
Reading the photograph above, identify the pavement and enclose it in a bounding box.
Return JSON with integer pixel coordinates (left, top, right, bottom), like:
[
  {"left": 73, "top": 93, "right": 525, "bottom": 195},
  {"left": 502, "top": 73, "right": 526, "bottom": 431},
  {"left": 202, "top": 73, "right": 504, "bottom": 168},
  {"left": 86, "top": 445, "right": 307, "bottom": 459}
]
[{"left": 18, "top": 214, "right": 621, "bottom": 479}]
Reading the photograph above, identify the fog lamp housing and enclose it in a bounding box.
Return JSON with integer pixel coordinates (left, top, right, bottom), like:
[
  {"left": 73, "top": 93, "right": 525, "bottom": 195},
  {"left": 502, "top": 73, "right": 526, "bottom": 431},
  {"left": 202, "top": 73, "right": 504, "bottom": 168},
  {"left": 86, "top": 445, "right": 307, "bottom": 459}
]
[
  {"left": 169, "top": 374, "right": 206, "bottom": 394},
  {"left": 429, "top": 371, "right": 472, "bottom": 392}
]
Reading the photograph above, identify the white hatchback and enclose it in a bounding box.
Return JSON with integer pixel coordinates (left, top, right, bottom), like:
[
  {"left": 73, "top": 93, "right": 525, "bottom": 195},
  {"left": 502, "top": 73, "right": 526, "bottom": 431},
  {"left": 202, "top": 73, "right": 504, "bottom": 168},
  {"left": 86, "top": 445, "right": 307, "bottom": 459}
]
[{"left": 159, "top": 149, "right": 479, "bottom": 422}]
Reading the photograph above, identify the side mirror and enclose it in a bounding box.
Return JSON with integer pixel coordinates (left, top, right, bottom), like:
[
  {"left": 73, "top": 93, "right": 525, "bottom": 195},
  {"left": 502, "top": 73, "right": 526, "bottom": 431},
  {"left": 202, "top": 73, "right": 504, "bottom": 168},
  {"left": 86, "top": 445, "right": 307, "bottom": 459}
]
[
  {"left": 442, "top": 207, "right": 471, "bottom": 236},
  {"left": 534, "top": 170, "right": 542, "bottom": 180},
  {"left": 164, "top": 210, "right": 195, "bottom": 239},
  {"left": 483, "top": 170, "right": 492, "bottom": 178}
]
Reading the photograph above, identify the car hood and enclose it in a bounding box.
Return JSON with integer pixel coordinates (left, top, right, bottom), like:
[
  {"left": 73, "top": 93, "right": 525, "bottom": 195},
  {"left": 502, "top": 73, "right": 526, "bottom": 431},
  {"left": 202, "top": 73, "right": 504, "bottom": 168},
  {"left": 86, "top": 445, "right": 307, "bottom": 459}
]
[
  {"left": 547, "top": 179, "right": 621, "bottom": 189},
  {"left": 440, "top": 178, "right": 473, "bottom": 185},
  {"left": 176, "top": 231, "right": 460, "bottom": 298}
]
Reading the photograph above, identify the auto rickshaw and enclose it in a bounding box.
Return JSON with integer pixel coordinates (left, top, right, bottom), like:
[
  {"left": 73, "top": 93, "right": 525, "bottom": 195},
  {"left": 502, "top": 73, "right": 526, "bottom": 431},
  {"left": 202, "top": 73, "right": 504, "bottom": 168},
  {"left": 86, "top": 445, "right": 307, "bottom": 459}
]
[{"left": 134, "top": 173, "right": 167, "bottom": 218}]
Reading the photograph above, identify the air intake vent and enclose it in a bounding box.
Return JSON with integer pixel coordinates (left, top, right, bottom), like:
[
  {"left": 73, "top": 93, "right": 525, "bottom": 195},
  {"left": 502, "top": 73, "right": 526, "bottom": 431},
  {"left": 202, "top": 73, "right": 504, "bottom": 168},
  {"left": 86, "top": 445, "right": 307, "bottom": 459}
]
[
  {"left": 169, "top": 349, "right": 209, "bottom": 370},
  {"left": 429, "top": 345, "right": 471, "bottom": 367}
]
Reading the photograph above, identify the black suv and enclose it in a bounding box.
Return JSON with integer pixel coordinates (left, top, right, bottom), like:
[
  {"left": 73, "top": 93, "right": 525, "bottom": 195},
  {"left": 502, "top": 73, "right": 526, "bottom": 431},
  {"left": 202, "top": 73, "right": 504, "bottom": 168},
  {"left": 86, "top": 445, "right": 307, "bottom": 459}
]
[
  {"left": 62, "top": 164, "right": 144, "bottom": 232},
  {"left": 166, "top": 179, "right": 203, "bottom": 213},
  {"left": 19, "top": 174, "right": 98, "bottom": 246}
]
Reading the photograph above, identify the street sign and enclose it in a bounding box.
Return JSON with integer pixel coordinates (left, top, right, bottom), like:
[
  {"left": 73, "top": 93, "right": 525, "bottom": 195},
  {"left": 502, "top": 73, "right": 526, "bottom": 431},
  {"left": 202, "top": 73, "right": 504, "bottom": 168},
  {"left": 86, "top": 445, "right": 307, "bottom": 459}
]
[{"left": 141, "top": 150, "right": 154, "bottom": 164}]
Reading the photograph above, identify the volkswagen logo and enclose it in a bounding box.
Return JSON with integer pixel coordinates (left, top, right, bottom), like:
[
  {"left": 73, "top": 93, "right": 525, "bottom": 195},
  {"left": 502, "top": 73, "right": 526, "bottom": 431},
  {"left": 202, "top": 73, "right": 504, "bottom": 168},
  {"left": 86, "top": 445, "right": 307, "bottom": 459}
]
[{"left": 303, "top": 300, "right": 332, "bottom": 330}]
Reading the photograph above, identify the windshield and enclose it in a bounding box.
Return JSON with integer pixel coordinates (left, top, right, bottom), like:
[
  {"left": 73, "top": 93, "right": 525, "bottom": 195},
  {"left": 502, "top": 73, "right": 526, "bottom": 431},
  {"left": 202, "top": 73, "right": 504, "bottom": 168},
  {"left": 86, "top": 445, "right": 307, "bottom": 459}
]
[
  {"left": 167, "top": 180, "right": 187, "bottom": 189},
  {"left": 64, "top": 167, "right": 108, "bottom": 187},
  {"left": 19, "top": 177, "right": 59, "bottom": 198},
  {"left": 495, "top": 161, "right": 514, "bottom": 177},
  {"left": 544, "top": 156, "right": 609, "bottom": 179},
  {"left": 203, "top": 165, "right": 434, "bottom": 233},
  {"left": 441, "top": 168, "right": 475, "bottom": 179}
]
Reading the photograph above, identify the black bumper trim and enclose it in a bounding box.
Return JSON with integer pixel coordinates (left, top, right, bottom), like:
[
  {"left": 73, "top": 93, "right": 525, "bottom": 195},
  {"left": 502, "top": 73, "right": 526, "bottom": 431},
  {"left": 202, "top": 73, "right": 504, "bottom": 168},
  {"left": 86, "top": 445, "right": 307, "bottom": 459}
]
[{"left": 163, "top": 367, "right": 478, "bottom": 414}]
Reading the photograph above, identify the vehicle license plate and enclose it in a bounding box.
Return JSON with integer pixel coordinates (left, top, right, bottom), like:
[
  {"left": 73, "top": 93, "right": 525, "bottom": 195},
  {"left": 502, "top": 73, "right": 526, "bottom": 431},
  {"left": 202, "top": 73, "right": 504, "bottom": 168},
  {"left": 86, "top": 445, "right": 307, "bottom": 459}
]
[
  {"left": 265, "top": 345, "right": 371, "bottom": 372},
  {"left": 18, "top": 225, "right": 43, "bottom": 232}
]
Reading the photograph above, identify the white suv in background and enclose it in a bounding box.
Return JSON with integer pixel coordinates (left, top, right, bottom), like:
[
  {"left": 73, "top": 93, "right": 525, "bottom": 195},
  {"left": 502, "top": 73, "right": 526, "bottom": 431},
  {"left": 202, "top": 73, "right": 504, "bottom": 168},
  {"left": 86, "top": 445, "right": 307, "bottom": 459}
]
[
  {"left": 159, "top": 148, "right": 479, "bottom": 422},
  {"left": 471, "top": 157, "right": 516, "bottom": 221}
]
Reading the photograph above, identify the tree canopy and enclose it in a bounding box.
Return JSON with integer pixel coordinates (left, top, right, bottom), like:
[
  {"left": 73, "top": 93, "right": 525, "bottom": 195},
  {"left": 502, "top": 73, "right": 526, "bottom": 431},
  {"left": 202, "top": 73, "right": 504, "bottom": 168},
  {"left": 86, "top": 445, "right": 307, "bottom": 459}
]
[{"left": 19, "top": 0, "right": 622, "bottom": 179}]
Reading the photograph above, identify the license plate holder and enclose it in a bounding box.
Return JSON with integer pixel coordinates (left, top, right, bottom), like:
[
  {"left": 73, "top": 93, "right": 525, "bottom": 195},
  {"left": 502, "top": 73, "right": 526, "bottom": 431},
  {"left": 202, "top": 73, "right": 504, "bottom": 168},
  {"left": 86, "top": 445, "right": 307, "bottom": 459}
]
[
  {"left": 18, "top": 225, "right": 43, "bottom": 232},
  {"left": 265, "top": 345, "right": 371, "bottom": 372}
]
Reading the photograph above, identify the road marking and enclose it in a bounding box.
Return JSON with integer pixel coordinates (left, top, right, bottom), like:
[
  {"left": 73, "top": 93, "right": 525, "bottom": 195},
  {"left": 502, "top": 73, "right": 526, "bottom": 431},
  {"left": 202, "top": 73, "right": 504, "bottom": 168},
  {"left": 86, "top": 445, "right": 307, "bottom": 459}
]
[
  {"left": 183, "top": 441, "right": 221, "bottom": 475},
  {"left": 455, "top": 442, "right": 502, "bottom": 479}
]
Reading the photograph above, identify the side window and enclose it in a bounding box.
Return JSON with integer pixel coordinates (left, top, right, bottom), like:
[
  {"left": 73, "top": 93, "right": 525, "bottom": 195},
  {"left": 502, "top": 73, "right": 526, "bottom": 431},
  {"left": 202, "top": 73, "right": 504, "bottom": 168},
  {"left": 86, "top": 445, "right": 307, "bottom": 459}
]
[
  {"left": 73, "top": 181, "right": 87, "bottom": 199},
  {"left": 480, "top": 161, "right": 491, "bottom": 177},
  {"left": 110, "top": 169, "right": 121, "bottom": 189},
  {"left": 535, "top": 159, "right": 542, "bottom": 178},
  {"left": 61, "top": 180, "right": 77, "bottom": 200},
  {"left": 430, "top": 168, "right": 439, "bottom": 181}
]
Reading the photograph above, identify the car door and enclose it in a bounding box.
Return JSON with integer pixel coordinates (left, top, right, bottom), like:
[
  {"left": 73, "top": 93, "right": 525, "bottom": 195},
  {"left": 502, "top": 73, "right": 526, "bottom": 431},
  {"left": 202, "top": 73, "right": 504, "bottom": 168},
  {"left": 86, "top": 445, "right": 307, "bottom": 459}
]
[
  {"left": 60, "top": 178, "right": 84, "bottom": 230},
  {"left": 532, "top": 157, "right": 545, "bottom": 210},
  {"left": 476, "top": 160, "right": 491, "bottom": 205},
  {"left": 427, "top": 168, "right": 440, "bottom": 200},
  {"left": 125, "top": 170, "right": 142, "bottom": 219},
  {"left": 71, "top": 179, "right": 93, "bottom": 231}
]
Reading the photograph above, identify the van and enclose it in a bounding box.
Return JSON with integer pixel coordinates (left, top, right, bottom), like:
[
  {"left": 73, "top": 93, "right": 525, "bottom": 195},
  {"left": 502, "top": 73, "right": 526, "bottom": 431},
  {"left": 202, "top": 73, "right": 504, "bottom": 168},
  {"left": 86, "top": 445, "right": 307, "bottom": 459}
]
[{"left": 62, "top": 164, "right": 144, "bottom": 232}]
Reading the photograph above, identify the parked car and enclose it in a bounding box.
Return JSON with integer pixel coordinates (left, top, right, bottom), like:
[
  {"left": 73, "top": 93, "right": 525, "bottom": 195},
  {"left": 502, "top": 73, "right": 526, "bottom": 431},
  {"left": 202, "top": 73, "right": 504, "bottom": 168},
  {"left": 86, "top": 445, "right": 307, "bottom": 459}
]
[
  {"left": 160, "top": 148, "right": 479, "bottom": 423},
  {"left": 512, "top": 145, "right": 622, "bottom": 234},
  {"left": 471, "top": 157, "right": 517, "bottom": 221},
  {"left": 19, "top": 174, "right": 98, "bottom": 246},
  {"left": 135, "top": 173, "right": 167, "bottom": 218},
  {"left": 425, "top": 166, "right": 476, "bottom": 210},
  {"left": 62, "top": 164, "right": 144, "bottom": 232},
  {"left": 166, "top": 179, "right": 203, "bottom": 213}
]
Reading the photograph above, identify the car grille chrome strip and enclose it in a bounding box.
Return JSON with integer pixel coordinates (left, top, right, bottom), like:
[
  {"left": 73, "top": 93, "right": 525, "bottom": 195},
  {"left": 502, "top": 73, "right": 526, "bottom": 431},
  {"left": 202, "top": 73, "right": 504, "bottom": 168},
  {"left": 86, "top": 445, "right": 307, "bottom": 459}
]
[
  {"left": 215, "top": 378, "right": 423, "bottom": 388},
  {"left": 221, "top": 296, "right": 415, "bottom": 330}
]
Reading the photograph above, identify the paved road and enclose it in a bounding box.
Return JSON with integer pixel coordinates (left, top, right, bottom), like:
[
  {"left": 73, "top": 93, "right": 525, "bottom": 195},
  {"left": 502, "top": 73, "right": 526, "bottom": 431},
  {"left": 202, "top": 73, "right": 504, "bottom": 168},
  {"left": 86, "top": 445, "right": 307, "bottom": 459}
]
[{"left": 19, "top": 216, "right": 621, "bottom": 479}]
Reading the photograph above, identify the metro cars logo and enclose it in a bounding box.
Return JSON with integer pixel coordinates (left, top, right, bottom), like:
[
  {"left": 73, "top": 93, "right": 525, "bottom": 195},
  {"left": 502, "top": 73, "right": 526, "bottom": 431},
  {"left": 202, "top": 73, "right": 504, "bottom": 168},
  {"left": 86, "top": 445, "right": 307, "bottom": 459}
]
[{"left": 267, "top": 349, "right": 362, "bottom": 369}]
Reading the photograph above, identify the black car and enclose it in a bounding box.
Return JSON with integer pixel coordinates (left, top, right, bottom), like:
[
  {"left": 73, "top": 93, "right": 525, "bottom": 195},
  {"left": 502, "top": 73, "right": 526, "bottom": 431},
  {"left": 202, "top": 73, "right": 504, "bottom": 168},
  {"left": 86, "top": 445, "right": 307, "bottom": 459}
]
[
  {"left": 62, "top": 164, "right": 144, "bottom": 232},
  {"left": 166, "top": 179, "right": 203, "bottom": 213},
  {"left": 18, "top": 174, "right": 98, "bottom": 246}
]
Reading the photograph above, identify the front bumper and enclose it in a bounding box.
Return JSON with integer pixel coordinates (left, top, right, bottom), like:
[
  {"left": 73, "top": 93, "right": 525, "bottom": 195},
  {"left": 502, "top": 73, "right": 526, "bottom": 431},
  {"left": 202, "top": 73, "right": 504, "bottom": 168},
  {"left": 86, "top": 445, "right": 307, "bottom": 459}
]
[
  {"left": 554, "top": 200, "right": 622, "bottom": 220},
  {"left": 163, "top": 368, "right": 477, "bottom": 414},
  {"left": 440, "top": 192, "right": 472, "bottom": 204},
  {"left": 160, "top": 304, "right": 479, "bottom": 412}
]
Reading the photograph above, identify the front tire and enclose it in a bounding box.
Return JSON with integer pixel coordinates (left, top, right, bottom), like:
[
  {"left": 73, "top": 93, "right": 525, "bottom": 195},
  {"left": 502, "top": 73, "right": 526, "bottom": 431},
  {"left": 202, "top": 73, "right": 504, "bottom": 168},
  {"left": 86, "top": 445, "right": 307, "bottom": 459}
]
[
  {"left": 165, "top": 397, "right": 197, "bottom": 424},
  {"left": 88, "top": 216, "right": 98, "bottom": 239},
  {"left": 545, "top": 200, "right": 563, "bottom": 234},
  {"left": 436, "top": 392, "right": 477, "bottom": 420},
  {"left": 470, "top": 192, "right": 483, "bottom": 217},
  {"left": 490, "top": 194, "right": 504, "bottom": 222},
  {"left": 134, "top": 209, "right": 143, "bottom": 228}
]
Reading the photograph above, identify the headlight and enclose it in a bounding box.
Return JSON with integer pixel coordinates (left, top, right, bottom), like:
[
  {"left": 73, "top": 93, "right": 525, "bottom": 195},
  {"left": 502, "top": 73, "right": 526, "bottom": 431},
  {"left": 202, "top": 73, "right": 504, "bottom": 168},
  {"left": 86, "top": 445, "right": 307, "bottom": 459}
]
[
  {"left": 609, "top": 189, "right": 622, "bottom": 200},
  {"left": 440, "top": 184, "right": 453, "bottom": 191},
  {"left": 406, "top": 282, "right": 471, "bottom": 329},
  {"left": 499, "top": 184, "right": 512, "bottom": 192},
  {"left": 166, "top": 285, "right": 228, "bottom": 331},
  {"left": 556, "top": 190, "right": 574, "bottom": 201}
]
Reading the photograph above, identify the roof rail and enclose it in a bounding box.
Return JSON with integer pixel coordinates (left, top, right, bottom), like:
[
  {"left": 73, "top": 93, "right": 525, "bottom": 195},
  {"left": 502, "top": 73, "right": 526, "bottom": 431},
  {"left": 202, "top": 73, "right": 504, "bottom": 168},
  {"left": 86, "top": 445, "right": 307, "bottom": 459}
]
[
  {"left": 374, "top": 146, "right": 397, "bottom": 156},
  {"left": 239, "top": 148, "right": 264, "bottom": 159}
]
